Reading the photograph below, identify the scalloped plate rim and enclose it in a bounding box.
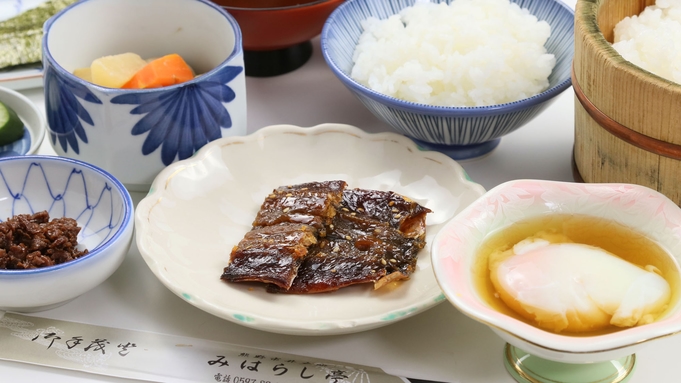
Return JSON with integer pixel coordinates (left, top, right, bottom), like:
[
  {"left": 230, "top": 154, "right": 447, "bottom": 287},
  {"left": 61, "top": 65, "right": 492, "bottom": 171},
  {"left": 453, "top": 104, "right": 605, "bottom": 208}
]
[{"left": 136, "top": 123, "right": 486, "bottom": 335}]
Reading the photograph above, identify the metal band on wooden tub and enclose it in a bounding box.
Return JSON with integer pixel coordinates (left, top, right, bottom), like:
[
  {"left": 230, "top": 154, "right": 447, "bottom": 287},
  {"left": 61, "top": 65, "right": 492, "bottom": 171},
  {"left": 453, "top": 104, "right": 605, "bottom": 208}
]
[{"left": 571, "top": 65, "right": 681, "bottom": 161}]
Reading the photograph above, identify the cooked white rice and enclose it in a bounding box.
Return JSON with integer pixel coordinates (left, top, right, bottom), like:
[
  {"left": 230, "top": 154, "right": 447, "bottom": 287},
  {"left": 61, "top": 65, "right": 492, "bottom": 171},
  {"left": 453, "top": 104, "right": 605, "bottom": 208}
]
[
  {"left": 613, "top": 0, "right": 681, "bottom": 84},
  {"left": 350, "top": 0, "right": 556, "bottom": 107}
]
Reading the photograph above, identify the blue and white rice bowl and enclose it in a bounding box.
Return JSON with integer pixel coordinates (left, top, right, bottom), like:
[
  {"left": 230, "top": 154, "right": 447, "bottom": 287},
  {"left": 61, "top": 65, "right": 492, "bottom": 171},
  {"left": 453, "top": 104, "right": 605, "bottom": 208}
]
[
  {"left": 321, "top": 0, "right": 574, "bottom": 160},
  {"left": 0, "top": 155, "right": 134, "bottom": 312}
]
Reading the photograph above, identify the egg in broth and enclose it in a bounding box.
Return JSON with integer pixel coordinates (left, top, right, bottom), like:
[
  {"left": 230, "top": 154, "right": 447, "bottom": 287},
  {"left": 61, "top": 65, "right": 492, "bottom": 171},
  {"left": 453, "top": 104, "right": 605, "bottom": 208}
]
[{"left": 473, "top": 214, "right": 680, "bottom": 335}]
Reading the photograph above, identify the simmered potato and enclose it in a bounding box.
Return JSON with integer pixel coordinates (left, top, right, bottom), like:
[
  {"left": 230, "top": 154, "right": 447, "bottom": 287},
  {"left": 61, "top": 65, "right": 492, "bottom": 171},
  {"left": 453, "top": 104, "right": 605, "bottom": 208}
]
[{"left": 90, "top": 53, "right": 147, "bottom": 88}]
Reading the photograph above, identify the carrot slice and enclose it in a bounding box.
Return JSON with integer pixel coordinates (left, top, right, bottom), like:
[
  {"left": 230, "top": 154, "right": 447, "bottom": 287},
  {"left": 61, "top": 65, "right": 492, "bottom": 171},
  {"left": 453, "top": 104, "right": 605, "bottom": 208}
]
[{"left": 122, "top": 54, "right": 194, "bottom": 89}]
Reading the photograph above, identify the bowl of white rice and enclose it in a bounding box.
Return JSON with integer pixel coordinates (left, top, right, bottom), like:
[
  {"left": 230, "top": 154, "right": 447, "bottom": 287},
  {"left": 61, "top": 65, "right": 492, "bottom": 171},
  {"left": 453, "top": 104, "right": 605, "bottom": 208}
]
[{"left": 321, "top": 0, "right": 574, "bottom": 159}]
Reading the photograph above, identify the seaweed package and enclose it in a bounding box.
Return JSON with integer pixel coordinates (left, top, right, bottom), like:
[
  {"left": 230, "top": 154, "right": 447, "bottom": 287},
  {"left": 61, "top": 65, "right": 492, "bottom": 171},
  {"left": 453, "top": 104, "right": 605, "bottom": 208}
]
[{"left": 0, "top": 0, "right": 77, "bottom": 70}]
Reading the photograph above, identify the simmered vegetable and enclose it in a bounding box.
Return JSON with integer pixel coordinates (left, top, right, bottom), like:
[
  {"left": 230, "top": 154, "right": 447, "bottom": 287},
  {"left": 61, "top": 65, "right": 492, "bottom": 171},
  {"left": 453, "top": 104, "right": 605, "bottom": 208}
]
[
  {"left": 89, "top": 52, "right": 147, "bottom": 88},
  {"left": 73, "top": 52, "right": 195, "bottom": 89},
  {"left": 73, "top": 67, "right": 92, "bottom": 82},
  {"left": 122, "top": 54, "right": 194, "bottom": 89}
]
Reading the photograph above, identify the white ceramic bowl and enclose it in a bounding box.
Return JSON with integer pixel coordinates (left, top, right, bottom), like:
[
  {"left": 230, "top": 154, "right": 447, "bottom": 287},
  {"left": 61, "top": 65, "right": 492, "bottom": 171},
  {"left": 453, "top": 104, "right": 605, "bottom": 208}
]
[
  {"left": 42, "top": 0, "right": 247, "bottom": 192},
  {"left": 0, "top": 86, "right": 45, "bottom": 157},
  {"left": 432, "top": 179, "right": 681, "bottom": 364},
  {"left": 0, "top": 155, "right": 134, "bottom": 312},
  {"left": 136, "top": 123, "right": 485, "bottom": 335}
]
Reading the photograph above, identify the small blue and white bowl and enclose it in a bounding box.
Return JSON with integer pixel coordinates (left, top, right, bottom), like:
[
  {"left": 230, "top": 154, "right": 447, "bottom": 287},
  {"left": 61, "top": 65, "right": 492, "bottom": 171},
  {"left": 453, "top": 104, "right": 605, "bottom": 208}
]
[
  {"left": 42, "top": 0, "right": 247, "bottom": 192},
  {"left": 0, "top": 155, "right": 134, "bottom": 312},
  {"left": 322, "top": 0, "right": 574, "bottom": 160}
]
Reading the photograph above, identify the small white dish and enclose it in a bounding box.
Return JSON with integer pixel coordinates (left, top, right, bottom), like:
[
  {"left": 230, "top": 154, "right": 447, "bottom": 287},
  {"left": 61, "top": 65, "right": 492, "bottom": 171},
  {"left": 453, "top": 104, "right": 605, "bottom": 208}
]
[
  {"left": 0, "top": 86, "right": 45, "bottom": 157},
  {"left": 0, "top": 155, "right": 135, "bottom": 312},
  {"left": 135, "top": 123, "right": 485, "bottom": 335}
]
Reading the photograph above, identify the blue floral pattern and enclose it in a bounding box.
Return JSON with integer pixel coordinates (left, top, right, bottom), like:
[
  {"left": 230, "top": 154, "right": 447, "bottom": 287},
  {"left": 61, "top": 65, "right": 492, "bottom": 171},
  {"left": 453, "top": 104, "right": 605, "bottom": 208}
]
[
  {"left": 44, "top": 65, "right": 101, "bottom": 154},
  {"left": 111, "top": 65, "right": 243, "bottom": 166}
]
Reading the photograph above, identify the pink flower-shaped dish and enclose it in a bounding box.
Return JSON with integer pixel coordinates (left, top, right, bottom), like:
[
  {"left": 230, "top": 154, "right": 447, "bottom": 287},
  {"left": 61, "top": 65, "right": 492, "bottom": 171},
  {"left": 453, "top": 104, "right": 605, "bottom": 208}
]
[{"left": 432, "top": 179, "right": 681, "bottom": 365}]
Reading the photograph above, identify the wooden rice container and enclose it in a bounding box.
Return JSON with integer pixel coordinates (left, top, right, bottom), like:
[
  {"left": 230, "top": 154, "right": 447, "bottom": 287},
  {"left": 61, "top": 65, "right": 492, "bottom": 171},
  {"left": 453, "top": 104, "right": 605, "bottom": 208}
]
[{"left": 573, "top": 0, "right": 681, "bottom": 206}]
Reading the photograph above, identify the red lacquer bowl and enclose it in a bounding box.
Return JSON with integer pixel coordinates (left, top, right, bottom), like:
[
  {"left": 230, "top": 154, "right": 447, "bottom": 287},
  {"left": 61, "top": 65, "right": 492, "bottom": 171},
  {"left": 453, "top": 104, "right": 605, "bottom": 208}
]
[{"left": 214, "top": 0, "right": 345, "bottom": 76}]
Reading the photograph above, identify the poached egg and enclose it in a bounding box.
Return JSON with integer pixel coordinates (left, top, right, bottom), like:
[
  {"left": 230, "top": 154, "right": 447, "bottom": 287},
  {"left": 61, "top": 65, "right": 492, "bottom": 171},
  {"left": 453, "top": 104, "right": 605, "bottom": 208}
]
[{"left": 489, "top": 236, "right": 671, "bottom": 333}]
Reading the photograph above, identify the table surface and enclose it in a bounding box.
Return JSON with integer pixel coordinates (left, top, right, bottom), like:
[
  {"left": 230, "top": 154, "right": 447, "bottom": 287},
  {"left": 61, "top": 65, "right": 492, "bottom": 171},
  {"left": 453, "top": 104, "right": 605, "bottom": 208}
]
[{"left": 4, "top": 1, "right": 681, "bottom": 381}]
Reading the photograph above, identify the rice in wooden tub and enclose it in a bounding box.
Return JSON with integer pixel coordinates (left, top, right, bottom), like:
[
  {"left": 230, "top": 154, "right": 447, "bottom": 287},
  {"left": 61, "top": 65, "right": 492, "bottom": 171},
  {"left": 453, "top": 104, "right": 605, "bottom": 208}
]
[
  {"left": 350, "top": 0, "right": 556, "bottom": 107},
  {"left": 573, "top": 0, "right": 681, "bottom": 206},
  {"left": 612, "top": 0, "right": 681, "bottom": 84}
]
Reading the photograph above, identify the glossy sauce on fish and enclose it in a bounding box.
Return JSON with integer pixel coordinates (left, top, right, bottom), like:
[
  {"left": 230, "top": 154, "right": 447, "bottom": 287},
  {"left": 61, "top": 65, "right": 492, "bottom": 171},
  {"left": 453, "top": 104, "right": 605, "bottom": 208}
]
[{"left": 222, "top": 181, "right": 431, "bottom": 294}]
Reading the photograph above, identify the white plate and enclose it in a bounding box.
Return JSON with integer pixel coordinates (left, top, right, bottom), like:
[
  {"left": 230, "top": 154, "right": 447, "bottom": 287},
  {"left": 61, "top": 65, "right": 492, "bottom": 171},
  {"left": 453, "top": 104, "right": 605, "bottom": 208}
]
[
  {"left": 0, "top": 86, "right": 45, "bottom": 156},
  {"left": 135, "top": 124, "right": 486, "bottom": 335}
]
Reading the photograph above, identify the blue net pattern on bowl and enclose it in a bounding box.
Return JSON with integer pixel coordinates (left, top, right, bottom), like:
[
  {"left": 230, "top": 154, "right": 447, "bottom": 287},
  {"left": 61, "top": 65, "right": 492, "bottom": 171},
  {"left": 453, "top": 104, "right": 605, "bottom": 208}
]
[{"left": 0, "top": 162, "right": 124, "bottom": 251}]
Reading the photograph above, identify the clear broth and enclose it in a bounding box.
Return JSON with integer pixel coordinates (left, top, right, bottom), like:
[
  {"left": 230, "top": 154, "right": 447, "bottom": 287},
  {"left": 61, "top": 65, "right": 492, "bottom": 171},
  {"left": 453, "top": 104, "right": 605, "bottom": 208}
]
[{"left": 473, "top": 214, "right": 680, "bottom": 336}]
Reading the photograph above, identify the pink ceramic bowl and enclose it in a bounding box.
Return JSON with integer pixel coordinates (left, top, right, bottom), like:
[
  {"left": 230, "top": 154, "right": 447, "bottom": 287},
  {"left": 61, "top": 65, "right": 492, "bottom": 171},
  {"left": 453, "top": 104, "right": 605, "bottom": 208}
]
[{"left": 431, "top": 180, "right": 681, "bottom": 365}]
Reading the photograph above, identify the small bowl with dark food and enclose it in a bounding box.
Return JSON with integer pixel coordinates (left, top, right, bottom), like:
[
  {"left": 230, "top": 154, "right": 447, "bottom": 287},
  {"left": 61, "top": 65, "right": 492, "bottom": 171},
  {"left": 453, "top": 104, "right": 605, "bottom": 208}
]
[{"left": 0, "top": 155, "right": 134, "bottom": 312}]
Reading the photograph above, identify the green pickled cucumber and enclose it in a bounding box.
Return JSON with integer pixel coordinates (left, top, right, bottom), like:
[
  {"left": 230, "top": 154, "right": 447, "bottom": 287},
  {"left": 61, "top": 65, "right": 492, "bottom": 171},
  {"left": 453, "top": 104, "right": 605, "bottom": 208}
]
[{"left": 0, "top": 101, "right": 24, "bottom": 146}]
